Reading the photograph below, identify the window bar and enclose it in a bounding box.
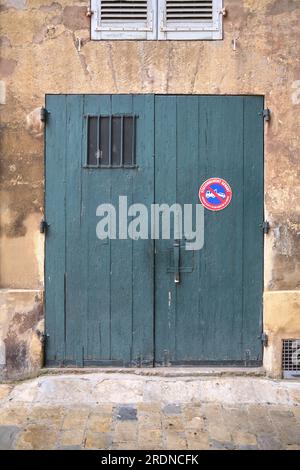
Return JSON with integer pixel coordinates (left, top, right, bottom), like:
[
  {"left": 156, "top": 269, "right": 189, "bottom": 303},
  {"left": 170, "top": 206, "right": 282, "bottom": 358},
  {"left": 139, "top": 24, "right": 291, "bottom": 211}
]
[
  {"left": 109, "top": 115, "right": 112, "bottom": 167},
  {"left": 132, "top": 116, "right": 136, "bottom": 166},
  {"left": 120, "top": 116, "right": 124, "bottom": 166},
  {"left": 96, "top": 115, "right": 100, "bottom": 167},
  {"left": 86, "top": 115, "right": 89, "bottom": 166}
]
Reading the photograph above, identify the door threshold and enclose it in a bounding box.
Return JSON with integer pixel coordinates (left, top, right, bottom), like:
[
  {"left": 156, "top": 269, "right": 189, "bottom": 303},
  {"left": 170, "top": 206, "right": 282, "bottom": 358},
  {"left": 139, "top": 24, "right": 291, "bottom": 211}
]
[{"left": 40, "top": 366, "right": 265, "bottom": 378}]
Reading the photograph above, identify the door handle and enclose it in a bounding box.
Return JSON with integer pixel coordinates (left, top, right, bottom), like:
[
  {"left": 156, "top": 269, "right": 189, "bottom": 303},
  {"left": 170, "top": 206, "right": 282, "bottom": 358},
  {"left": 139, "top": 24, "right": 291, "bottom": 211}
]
[{"left": 173, "top": 239, "right": 180, "bottom": 284}]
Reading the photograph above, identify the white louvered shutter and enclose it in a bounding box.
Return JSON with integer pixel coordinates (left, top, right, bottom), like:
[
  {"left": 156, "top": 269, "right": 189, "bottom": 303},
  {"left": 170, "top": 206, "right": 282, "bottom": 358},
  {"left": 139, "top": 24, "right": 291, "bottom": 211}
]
[
  {"left": 157, "top": 0, "right": 223, "bottom": 39},
  {"left": 91, "top": 0, "right": 157, "bottom": 39}
]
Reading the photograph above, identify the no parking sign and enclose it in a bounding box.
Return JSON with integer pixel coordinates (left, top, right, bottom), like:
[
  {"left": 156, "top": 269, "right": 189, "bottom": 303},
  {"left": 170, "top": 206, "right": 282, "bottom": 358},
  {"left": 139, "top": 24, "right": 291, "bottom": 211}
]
[{"left": 199, "top": 178, "right": 232, "bottom": 211}]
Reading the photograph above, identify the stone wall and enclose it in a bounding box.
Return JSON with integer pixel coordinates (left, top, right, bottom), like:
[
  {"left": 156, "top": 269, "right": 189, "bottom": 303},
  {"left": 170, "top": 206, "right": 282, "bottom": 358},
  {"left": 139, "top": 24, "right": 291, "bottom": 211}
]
[
  {"left": 0, "top": 0, "right": 300, "bottom": 379},
  {"left": 0, "top": 290, "right": 44, "bottom": 379}
]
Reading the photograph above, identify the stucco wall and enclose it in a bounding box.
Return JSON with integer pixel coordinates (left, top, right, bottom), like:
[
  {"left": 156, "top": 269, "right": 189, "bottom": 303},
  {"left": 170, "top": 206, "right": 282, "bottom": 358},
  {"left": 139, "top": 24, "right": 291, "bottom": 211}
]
[
  {"left": 0, "top": 0, "right": 299, "bottom": 379},
  {"left": 0, "top": 289, "right": 44, "bottom": 379},
  {"left": 264, "top": 291, "right": 300, "bottom": 378}
]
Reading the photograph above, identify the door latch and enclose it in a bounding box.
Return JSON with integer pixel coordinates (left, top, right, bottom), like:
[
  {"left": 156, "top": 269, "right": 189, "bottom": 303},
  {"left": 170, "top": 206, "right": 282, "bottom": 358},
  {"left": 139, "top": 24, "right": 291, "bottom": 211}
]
[{"left": 173, "top": 239, "right": 180, "bottom": 284}]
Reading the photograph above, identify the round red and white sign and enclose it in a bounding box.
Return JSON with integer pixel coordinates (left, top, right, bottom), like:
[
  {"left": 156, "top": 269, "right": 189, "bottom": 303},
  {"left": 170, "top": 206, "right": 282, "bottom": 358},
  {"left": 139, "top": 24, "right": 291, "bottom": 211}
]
[{"left": 199, "top": 178, "right": 232, "bottom": 211}]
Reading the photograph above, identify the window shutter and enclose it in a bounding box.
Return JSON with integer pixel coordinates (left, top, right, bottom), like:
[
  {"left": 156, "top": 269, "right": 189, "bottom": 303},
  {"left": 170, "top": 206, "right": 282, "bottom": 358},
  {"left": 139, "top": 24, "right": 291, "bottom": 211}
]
[
  {"left": 157, "top": 0, "right": 223, "bottom": 40},
  {"left": 91, "top": 0, "right": 157, "bottom": 39}
]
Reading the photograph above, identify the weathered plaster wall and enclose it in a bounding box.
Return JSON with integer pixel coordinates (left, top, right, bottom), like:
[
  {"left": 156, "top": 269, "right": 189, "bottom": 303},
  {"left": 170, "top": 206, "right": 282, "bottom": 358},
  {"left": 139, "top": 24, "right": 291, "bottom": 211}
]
[
  {"left": 264, "top": 291, "right": 300, "bottom": 378},
  {"left": 0, "top": 0, "right": 299, "bottom": 378},
  {"left": 0, "top": 290, "right": 44, "bottom": 380}
]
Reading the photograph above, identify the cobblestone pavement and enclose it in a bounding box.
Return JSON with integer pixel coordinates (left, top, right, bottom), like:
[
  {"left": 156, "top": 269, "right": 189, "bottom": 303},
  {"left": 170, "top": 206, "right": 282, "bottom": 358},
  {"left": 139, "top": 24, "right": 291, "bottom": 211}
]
[{"left": 0, "top": 372, "right": 300, "bottom": 450}]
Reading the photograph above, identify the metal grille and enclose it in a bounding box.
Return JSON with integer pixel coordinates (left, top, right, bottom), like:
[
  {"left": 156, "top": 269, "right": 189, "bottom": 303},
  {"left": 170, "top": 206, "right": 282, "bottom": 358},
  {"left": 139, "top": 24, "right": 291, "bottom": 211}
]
[
  {"left": 86, "top": 115, "right": 137, "bottom": 168},
  {"left": 282, "top": 339, "right": 300, "bottom": 379},
  {"left": 100, "top": 0, "right": 148, "bottom": 21},
  {"left": 166, "top": 0, "right": 213, "bottom": 21}
]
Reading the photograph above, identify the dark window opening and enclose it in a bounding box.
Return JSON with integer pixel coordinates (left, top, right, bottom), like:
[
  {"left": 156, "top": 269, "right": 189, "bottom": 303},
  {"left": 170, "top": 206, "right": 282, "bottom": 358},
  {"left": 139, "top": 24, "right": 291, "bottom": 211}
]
[{"left": 86, "top": 115, "right": 137, "bottom": 168}]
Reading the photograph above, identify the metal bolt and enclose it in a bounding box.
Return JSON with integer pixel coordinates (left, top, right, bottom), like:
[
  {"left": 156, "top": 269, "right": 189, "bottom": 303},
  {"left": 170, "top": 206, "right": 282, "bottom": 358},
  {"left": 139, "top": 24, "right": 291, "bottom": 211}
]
[{"left": 86, "top": 6, "right": 93, "bottom": 17}]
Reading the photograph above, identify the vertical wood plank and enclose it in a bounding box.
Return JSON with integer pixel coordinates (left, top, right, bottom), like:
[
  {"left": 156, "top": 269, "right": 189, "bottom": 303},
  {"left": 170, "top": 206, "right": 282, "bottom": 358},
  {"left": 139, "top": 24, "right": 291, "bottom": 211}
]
[
  {"left": 110, "top": 94, "right": 134, "bottom": 363},
  {"left": 242, "top": 96, "right": 264, "bottom": 361},
  {"left": 131, "top": 94, "right": 155, "bottom": 365},
  {"left": 65, "top": 95, "right": 84, "bottom": 365},
  {"left": 175, "top": 95, "right": 200, "bottom": 361},
  {"left": 154, "top": 95, "right": 177, "bottom": 364},
  {"left": 83, "top": 95, "right": 111, "bottom": 362},
  {"left": 45, "top": 94, "right": 67, "bottom": 364},
  {"left": 197, "top": 96, "right": 244, "bottom": 361}
]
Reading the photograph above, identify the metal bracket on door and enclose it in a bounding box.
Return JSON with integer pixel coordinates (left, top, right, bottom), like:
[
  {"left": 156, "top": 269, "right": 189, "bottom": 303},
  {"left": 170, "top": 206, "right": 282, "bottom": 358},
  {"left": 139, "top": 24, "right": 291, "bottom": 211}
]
[
  {"left": 40, "top": 219, "right": 49, "bottom": 234},
  {"left": 40, "top": 107, "right": 49, "bottom": 123},
  {"left": 260, "top": 220, "right": 270, "bottom": 234},
  {"left": 173, "top": 239, "right": 180, "bottom": 284},
  {"left": 258, "top": 332, "right": 269, "bottom": 347},
  {"left": 259, "top": 108, "right": 271, "bottom": 122}
]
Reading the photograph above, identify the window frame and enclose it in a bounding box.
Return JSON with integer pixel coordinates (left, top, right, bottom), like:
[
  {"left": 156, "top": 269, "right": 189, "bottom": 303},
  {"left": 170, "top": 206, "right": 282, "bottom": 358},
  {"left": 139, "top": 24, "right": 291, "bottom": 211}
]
[
  {"left": 91, "top": 0, "right": 157, "bottom": 40},
  {"left": 158, "top": 0, "right": 223, "bottom": 40},
  {"left": 84, "top": 114, "right": 138, "bottom": 169},
  {"left": 91, "top": 0, "right": 223, "bottom": 40}
]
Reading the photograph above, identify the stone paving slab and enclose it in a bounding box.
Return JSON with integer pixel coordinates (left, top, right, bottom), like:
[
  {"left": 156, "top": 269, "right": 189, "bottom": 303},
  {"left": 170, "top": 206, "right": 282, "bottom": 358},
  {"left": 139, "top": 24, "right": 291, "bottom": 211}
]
[
  {"left": 4, "top": 373, "right": 300, "bottom": 405},
  {"left": 0, "top": 374, "right": 300, "bottom": 450}
]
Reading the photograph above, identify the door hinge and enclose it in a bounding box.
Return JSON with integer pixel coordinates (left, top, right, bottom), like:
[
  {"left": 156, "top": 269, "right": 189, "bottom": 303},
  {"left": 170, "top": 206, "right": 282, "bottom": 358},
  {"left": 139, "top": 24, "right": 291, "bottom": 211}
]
[
  {"left": 36, "top": 331, "right": 49, "bottom": 360},
  {"left": 40, "top": 333, "right": 49, "bottom": 366},
  {"left": 39, "top": 332, "right": 49, "bottom": 344},
  {"left": 40, "top": 219, "right": 49, "bottom": 234},
  {"left": 260, "top": 220, "right": 270, "bottom": 234},
  {"left": 163, "top": 349, "right": 171, "bottom": 367},
  {"left": 258, "top": 332, "right": 268, "bottom": 347},
  {"left": 259, "top": 108, "right": 271, "bottom": 122},
  {"left": 40, "top": 107, "right": 49, "bottom": 123}
]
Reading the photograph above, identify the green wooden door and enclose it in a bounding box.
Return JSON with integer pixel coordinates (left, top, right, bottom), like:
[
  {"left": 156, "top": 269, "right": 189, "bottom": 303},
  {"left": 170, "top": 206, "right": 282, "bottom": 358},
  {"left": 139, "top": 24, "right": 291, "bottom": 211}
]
[
  {"left": 154, "top": 95, "right": 264, "bottom": 365},
  {"left": 45, "top": 94, "right": 263, "bottom": 367},
  {"left": 45, "top": 95, "right": 155, "bottom": 366}
]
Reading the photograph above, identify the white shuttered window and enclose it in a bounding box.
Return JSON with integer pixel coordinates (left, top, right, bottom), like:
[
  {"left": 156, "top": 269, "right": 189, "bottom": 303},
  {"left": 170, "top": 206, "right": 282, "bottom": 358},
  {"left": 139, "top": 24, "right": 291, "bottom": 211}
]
[
  {"left": 91, "top": 0, "right": 223, "bottom": 40},
  {"left": 91, "top": 0, "right": 156, "bottom": 39},
  {"left": 158, "top": 0, "right": 223, "bottom": 39}
]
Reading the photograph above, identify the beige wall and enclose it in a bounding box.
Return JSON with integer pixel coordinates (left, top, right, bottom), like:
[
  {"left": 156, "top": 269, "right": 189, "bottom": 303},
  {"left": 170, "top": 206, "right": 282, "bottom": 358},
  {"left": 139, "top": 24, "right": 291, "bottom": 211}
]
[
  {"left": 0, "top": 289, "right": 43, "bottom": 378},
  {"left": 264, "top": 291, "right": 300, "bottom": 378},
  {"left": 0, "top": 0, "right": 299, "bottom": 379}
]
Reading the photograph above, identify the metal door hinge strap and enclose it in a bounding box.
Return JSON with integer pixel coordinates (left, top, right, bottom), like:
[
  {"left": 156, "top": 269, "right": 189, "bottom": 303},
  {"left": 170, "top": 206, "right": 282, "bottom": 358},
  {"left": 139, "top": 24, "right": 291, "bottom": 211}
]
[
  {"left": 261, "top": 220, "right": 270, "bottom": 234},
  {"left": 259, "top": 108, "right": 271, "bottom": 122},
  {"left": 258, "top": 332, "right": 268, "bottom": 347},
  {"left": 40, "top": 107, "right": 49, "bottom": 123},
  {"left": 37, "top": 331, "right": 49, "bottom": 344},
  {"left": 86, "top": 6, "right": 93, "bottom": 17},
  {"left": 40, "top": 219, "right": 49, "bottom": 234}
]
